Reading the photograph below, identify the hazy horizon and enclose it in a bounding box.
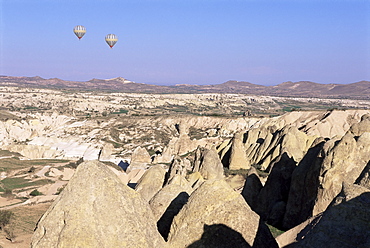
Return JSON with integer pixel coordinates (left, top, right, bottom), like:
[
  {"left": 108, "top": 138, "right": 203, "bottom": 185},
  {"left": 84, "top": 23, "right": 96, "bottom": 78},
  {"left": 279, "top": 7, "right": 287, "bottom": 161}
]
[{"left": 1, "top": 0, "right": 369, "bottom": 86}]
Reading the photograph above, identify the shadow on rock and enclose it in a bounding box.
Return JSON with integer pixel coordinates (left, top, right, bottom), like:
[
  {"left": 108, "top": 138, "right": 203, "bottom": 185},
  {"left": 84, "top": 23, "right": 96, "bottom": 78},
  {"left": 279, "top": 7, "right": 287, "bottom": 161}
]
[
  {"left": 157, "top": 191, "right": 189, "bottom": 240},
  {"left": 282, "top": 190, "right": 370, "bottom": 248},
  {"left": 187, "top": 224, "right": 251, "bottom": 248}
]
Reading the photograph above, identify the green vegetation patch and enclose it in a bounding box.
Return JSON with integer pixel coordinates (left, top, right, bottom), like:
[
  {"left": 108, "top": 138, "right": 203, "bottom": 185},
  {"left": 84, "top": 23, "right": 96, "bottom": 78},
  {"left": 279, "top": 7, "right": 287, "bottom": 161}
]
[
  {"left": 282, "top": 106, "right": 302, "bottom": 112},
  {"left": 29, "top": 189, "right": 43, "bottom": 196},
  {"left": 0, "top": 158, "right": 70, "bottom": 172},
  {"left": 0, "top": 177, "right": 53, "bottom": 191},
  {"left": 0, "top": 149, "right": 22, "bottom": 157},
  {"left": 266, "top": 223, "right": 285, "bottom": 238},
  {"left": 224, "top": 168, "right": 250, "bottom": 178},
  {"left": 112, "top": 108, "right": 129, "bottom": 114}
]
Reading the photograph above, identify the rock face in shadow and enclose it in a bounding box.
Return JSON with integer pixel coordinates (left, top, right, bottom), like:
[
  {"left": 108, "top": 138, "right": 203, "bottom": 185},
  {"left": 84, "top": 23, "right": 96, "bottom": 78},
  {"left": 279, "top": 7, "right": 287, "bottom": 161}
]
[
  {"left": 254, "top": 153, "right": 297, "bottom": 228},
  {"left": 241, "top": 167, "right": 263, "bottom": 210},
  {"left": 263, "top": 115, "right": 370, "bottom": 230},
  {"left": 135, "top": 164, "right": 166, "bottom": 202},
  {"left": 154, "top": 190, "right": 190, "bottom": 241},
  {"left": 355, "top": 160, "right": 370, "bottom": 190},
  {"left": 193, "top": 146, "right": 224, "bottom": 180},
  {"left": 281, "top": 138, "right": 326, "bottom": 230},
  {"left": 282, "top": 184, "right": 370, "bottom": 248},
  {"left": 167, "top": 179, "right": 278, "bottom": 248},
  {"left": 31, "top": 160, "right": 165, "bottom": 248},
  {"left": 149, "top": 174, "right": 192, "bottom": 240},
  {"left": 187, "top": 224, "right": 252, "bottom": 248}
]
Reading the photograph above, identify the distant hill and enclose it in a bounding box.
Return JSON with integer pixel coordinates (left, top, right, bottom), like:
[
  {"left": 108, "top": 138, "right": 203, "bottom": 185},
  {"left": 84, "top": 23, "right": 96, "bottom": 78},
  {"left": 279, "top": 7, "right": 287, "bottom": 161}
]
[{"left": 0, "top": 76, "right": 369, "bottom": 99}]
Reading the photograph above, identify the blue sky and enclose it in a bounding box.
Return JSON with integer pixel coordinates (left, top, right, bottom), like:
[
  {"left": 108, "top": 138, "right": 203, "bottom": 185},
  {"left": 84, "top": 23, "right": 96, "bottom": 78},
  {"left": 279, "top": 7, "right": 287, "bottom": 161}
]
[{"left": 0, "top": 0, "right": 369, "bottom": 85}]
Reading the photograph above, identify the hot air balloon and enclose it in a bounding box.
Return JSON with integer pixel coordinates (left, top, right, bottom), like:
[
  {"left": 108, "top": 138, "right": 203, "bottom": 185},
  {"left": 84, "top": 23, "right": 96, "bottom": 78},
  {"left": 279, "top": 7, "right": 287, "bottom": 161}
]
[
  {"left": 105, "top": 34, "right": 118, "bottom": 48},
  {"left": 73, "top": 25, "right": 86, "bottom": 40}
]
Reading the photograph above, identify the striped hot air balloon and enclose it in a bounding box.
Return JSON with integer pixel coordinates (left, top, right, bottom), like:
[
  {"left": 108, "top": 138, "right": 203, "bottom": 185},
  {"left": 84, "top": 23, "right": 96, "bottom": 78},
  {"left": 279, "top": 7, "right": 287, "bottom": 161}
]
[
  {"left": 73, "top": 25, "right": 86, "bottom": 40},
  {"left": 105, "top": 34, "right": 118, "bottom": 48}
]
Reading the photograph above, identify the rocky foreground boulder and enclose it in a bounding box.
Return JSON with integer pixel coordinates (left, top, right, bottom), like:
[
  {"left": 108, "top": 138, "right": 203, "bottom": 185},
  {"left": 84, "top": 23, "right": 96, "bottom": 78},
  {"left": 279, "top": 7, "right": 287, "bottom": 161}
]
[
  {"left": 167, "top": 179, "right": 278, "bottom": 248},
  {"left": 31, "top": 160, "right": 165, "bottom": 248},
  {"left": 277, "top": 184, "right": 370, "bottom": 248}
]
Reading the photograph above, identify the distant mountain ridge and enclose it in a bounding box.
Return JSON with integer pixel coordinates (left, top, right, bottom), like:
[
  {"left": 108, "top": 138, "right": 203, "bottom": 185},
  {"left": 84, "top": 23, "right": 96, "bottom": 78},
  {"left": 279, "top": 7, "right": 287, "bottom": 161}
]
[{"left": 0, "top": 75, "right": 369, "bottom": 99}]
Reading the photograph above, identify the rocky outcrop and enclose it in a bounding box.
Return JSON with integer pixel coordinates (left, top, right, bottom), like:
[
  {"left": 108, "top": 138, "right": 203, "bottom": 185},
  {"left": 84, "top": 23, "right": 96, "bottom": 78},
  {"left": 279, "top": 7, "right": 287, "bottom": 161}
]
[
  {"left": 254, "top": 153, "right": 297, "bottom": 228},
  {"left": 228, "top": 131, "right": 250, "bottom": 170},
  {"left": 167, "top": 179, "right": 278, "bottom": 248},
  {"left": 28, "top": 136, "right": 101, "bottom": 160},
  {"left": 229, "top": 125, "right": 315, "bottom": 172},
  {"left": 5, "top": 144, "right": 62, "bottom": 159},
  {"left": 281, "top": 138, "right": 327, "bottom": 230},
  {"left": 255, "top": 110, "right": 369, "bottom": 138},
  {"left": 193, "top": 146, "right": 224, "bottom": 180},
  {"left": 220, "top": 110, "right": 368, "bottom": 173},
  {"left": 348, "top": 113, "right": 370, "bottom": 136},
  {"left": 282, "top": 184, "right": 370, "bottom": 248},
  {"left": 149, "top": 175, "right": 192, "bottom": 240},
  {"left": 99, "top": 143, "right": 114, "bottom": 161},
  {"left": 165, "top": 156, "right": 191, "bottom": 184},
  {"left": 130, "top": 146, "right": 152, "bottom": 166},
  {"left": 312, "top": 118, "right": 370, "bottom": 215},
  {"left": 135, "top": 165, "right": 167, "bottom": 202},
  {"left": 31, "top": 160, "right": 165, "bottom": 248},
  {"left": 355, "top": 161, "right": 370, "bottom": 190},
  {"left": 186, "top": 171, "right": 205, "bottom": 190}
]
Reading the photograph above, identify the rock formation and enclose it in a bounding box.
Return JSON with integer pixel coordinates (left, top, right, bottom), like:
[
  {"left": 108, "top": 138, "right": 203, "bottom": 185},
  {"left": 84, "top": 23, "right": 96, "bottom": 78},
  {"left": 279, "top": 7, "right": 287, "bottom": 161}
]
[
  {"left": 281, "top": 138, "right": 327, "bottom": 230},
  {"left": 254, "top": 153, "right": 297, "bottom": 228},
  {"left": 228, "top": 131, "right": 250, "bottom": 170},
  {"left": 5, "top": 144, "right": 62, "bottom": 159},
  {"left": 14, "top": 109, "right": 370, "bottom": 247},
  {"left": 130, "top": 146, "right": 152, "bottom": 167},
  {"left": 241, "top": 167, "right": 263, "bottom": 210},
  {"left": 99, "top": 142, "right": 115, "bottom": 161},
  {"left": 31, "top": 160, "right": 165, "bottom": 248},
  {"left": 149, "top": 174, "right": 193, "bottom": 240},
  {"left": 135, "top": 164, "right": 167, "bottom": 202},
  {"left": 167, "top": 179, "right": 278, "bottom": 248},
  {"left": 165, "top": 156, "right": 189, "bottom": 184},
  {"left": 186, "top": 171, "right": 205, "bottom": 190},
  {"left": 193, "top": 146, "right": 224, "bottom": 180},
  {"left": 355, "top": 161, "right": 370, "bottom": 190},
  {"left": 312, "top": 117, "right": 370, "bottom": 215},
  {"left": 280, "top": 184, "right": 370, "bottom": 248}
]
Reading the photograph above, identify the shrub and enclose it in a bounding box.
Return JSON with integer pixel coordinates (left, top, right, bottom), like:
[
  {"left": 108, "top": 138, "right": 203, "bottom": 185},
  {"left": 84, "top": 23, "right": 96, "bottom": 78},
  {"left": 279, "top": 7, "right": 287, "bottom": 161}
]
[
  {"left": 55, "top": 185, "right": 66, "bottom": 195},
  {"left": 2, "top": 189, "right": 14, "bottom": 199},
  {"left": 29, "top": 189, "right": 43, "bottom": 196},
  {"left": 4, "top": 225, "right": 16, "bottom": 242},
  {"left": 223, "top": 167, "right": 250, "bottom": 178}
]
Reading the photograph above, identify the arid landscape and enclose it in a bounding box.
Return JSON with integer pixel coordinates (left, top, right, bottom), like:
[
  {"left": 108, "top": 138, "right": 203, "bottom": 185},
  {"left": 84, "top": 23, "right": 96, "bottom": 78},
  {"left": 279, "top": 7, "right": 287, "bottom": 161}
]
[{"left": 0, "top": 77, "right": 369, "bottom": 247}]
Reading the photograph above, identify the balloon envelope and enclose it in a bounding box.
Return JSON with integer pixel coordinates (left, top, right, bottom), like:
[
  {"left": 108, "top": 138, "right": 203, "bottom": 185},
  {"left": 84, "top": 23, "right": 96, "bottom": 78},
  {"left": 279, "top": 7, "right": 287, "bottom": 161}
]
[
  {"left": 105, "top": 34, "right": 118, "bottom": 48},
  {"left": 73, "top": 25, "right": 86, "bottom": 39}
]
